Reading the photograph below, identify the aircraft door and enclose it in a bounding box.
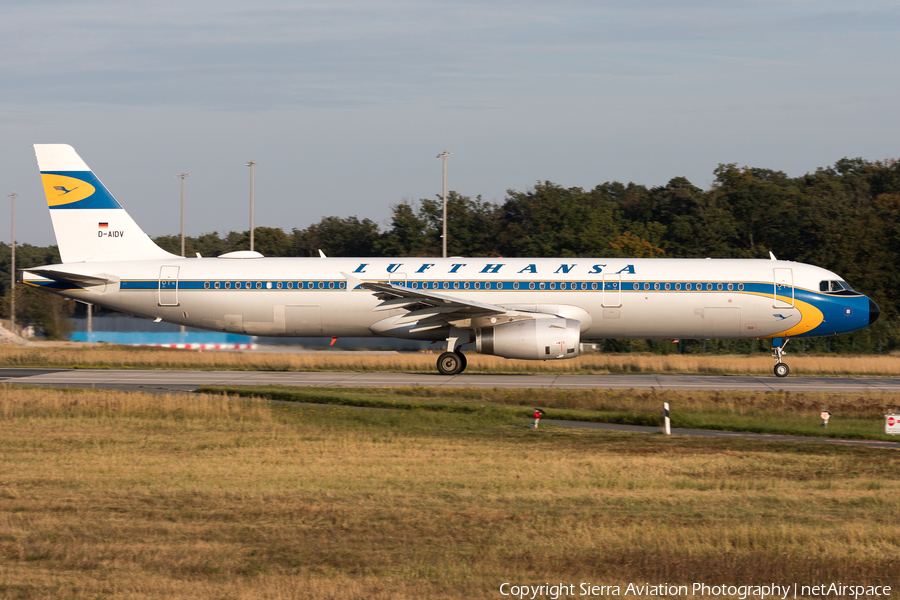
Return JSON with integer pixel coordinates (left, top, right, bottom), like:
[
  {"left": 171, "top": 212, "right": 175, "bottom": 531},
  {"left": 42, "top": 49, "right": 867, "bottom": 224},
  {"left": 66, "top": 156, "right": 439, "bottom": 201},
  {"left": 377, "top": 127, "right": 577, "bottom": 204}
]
[
  {"left": 158, "top": 266, "right": 179, "bottom": 306},
  {"left": 773, "top": 268, "right": 794, "bottom": 308},
  {"left": 602, "top": 274, "right": 622, "bottom": 308},
  {"left": 389, "top": 272, "right": 408, "bottom": 287}
]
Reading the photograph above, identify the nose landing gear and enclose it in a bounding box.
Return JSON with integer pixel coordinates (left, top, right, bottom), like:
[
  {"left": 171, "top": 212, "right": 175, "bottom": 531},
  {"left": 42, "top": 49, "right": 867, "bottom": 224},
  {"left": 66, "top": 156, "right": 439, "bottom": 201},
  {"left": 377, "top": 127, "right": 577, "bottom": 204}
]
[{"left": 772, "top": 338, "right": 790, "bottom": 377}]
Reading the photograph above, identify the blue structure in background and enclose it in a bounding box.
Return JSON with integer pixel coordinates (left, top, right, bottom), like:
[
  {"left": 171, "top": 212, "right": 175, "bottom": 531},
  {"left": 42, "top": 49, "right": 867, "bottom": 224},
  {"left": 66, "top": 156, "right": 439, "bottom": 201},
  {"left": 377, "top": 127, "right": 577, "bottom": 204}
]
[
  {"left": 72, "top": 331, "right": 254, "bottom": 345},
  {"left": 68, "top": 314, "right": 431, "bottom": 351},
  {"left": 70, "top": 315, "right": 255, "bottom": 346}
]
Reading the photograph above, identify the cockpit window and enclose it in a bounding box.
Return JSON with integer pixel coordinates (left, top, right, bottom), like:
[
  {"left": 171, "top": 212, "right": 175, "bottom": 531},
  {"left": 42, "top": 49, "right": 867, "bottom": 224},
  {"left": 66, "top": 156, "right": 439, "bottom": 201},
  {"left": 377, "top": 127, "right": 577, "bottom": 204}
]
[{"left": 820, "top": 280, "right": 853, "bottom": 292}]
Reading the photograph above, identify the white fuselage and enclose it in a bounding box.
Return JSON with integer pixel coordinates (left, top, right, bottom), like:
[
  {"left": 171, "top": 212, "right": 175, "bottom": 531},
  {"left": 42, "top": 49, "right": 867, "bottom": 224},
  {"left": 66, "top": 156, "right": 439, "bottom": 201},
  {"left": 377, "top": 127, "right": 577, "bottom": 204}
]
[{"left": 24, "top": 256, "right": 871, "bottom": 342}]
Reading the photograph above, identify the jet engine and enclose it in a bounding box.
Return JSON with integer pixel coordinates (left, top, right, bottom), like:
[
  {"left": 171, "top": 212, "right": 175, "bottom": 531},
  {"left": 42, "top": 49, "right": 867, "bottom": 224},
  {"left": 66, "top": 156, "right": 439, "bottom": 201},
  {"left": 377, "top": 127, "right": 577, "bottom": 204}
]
[{"left": 476, "top": 317, "right": 580, "bottom": 360}]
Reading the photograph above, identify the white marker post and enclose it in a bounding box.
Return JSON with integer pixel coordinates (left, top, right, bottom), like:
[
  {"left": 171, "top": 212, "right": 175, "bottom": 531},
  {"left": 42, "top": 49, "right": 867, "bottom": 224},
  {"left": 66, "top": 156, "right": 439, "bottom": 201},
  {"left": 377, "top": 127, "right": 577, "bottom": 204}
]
[
  {"left": 663, "top": 402, "right": 671, "bottom": 435},
  {"left": 821, "top": 410, "right": 832, "bottom": 428},
  {"left": 885, "top": 414, "right": 900, "bottom": 435}
]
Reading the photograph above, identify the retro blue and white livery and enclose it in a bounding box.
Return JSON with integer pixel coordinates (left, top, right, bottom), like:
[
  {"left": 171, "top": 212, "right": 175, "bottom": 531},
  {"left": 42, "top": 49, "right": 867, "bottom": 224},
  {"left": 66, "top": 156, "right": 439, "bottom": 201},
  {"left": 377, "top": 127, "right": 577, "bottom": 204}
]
[{"left": 23, "top": 144, "right": 880, "bottom": 377}]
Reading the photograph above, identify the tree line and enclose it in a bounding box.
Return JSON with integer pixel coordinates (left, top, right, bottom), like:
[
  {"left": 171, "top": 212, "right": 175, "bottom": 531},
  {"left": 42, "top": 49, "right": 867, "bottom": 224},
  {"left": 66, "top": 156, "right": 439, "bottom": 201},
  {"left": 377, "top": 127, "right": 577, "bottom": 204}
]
[{"left": 2, "top": 156, "right": 899, "bottom": 352}]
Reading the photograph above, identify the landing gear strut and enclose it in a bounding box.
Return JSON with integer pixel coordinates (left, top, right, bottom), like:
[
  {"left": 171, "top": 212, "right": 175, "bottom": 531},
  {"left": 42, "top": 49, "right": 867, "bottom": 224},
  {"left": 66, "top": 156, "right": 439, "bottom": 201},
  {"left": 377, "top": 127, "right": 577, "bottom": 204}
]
[
  {"left": 772, "top": 338, "right": 790, "bottom": 377},
  {"left": 437, "top": 327, "right": 469, "bottom": 375}
]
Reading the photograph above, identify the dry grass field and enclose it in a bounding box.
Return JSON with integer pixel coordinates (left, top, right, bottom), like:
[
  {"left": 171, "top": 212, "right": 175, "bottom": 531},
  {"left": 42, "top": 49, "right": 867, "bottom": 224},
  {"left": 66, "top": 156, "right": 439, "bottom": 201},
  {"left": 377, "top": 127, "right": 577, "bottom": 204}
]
[
  {"left": 5, "top": 345, "right": 900, "bottom": 375},
  {"left": 1, "top": 386, "right": 898, "bottom": 599}
]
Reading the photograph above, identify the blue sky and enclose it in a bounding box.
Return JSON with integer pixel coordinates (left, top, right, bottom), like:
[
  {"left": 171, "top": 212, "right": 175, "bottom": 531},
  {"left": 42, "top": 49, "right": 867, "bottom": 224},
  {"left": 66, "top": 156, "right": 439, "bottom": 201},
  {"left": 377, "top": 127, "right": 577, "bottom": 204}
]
[{"left": 1, "top": 0, "right": 898, "bottom": 246}]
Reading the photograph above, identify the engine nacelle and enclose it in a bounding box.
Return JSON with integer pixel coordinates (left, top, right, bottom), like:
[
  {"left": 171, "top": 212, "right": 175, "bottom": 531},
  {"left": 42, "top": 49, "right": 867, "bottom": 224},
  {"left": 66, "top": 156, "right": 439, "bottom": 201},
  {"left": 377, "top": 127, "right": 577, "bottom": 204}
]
[{"left": 476, "top": 317, "right": 580, "bottom": 360}]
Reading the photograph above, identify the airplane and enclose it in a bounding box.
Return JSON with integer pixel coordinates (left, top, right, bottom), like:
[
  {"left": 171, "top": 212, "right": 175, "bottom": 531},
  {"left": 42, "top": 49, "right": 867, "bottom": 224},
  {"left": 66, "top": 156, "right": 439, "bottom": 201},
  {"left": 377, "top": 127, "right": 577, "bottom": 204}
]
[{"left": 22, "top": 144, "right": 880, "bottom": 377}]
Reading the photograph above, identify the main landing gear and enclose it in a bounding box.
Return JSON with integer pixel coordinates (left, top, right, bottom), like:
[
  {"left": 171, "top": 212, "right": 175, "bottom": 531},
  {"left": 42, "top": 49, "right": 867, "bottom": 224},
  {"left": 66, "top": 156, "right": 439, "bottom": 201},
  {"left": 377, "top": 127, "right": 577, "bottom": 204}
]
[
  {"left": 772, "top": 338, "right": 790, "bottom": 378},
  {"left": 437, "top": 350, "right": 467, "bottom": 375},
  {"left": 437, "top": 327, "right": 469, "bottom": 375}
]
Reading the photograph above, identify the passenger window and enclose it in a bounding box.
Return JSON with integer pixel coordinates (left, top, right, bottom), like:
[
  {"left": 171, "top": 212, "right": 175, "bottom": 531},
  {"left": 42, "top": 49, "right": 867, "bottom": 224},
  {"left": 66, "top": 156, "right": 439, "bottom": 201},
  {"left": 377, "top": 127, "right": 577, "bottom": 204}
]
[
  {"left": 686, "top": 283, "right": 692, "bottom": 290},
  {"left": 513, "top": 282, "right": 520, "bottom": 290},
  {"left": 717, "top": 283, "right": 723, "bottom": 291},
  {"left": 204, "top": 282, "right": 210, "bottom": 289},
  {"left": 214, "top": 282, "right": 220, "bottom": 289},
  {"left": 665, "top": 283, "right": 670, "bottom": 290},
  {"left": 675, "top": 283, "right": 681, "bottom": 290},
  {"left": 727, "top": 283, "right": 733, "bottom": 291},
  {"left": 276, "top": 281, "right": 283, "bottom": 289}
]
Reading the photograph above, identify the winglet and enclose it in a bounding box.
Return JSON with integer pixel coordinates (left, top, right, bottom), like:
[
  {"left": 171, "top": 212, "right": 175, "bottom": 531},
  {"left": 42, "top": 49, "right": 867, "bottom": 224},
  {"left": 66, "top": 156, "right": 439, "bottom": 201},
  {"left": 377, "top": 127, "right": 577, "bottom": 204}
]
[
  {"left": 340, "top": 271, "right": 361, "bottom": 292},
  {"left": 769, "top": 251, "right": 777, "bottom": 260}
]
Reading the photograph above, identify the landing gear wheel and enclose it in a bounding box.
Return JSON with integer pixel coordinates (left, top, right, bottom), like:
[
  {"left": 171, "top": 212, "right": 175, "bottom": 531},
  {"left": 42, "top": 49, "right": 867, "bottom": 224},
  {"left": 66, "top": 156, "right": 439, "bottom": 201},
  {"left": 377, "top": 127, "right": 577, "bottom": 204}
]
[
  {"left": 437, "top": 351, "right": 464, "bottom": 375},
  {"left": 457, "top": 351, "right": 467, "bottom": 373},
  {"left": 774, "top": 362, "right": 790, "bottom": 378}
]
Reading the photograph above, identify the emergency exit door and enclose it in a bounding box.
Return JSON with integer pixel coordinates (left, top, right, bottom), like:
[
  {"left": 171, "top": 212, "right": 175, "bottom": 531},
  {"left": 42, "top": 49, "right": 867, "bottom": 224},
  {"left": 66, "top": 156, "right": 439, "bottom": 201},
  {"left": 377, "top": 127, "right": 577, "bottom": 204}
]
[{"left": 158, "top": 266, "right": 180, "bottom": 306}]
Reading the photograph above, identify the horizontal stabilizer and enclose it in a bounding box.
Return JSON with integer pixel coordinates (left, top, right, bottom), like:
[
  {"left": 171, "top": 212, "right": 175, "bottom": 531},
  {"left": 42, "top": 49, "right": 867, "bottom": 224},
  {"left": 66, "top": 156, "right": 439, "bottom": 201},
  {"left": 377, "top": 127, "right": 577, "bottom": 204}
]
[{"left": 24, "top": 268, "right": 119, "bottom": 288}]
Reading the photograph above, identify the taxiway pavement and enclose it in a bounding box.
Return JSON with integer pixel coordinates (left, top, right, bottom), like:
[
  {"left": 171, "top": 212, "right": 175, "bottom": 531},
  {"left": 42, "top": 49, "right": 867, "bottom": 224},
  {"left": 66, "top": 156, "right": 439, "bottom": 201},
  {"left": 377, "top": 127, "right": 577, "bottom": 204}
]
[{"left": 2, "top": 368, "right": 900, "bottom": 393}]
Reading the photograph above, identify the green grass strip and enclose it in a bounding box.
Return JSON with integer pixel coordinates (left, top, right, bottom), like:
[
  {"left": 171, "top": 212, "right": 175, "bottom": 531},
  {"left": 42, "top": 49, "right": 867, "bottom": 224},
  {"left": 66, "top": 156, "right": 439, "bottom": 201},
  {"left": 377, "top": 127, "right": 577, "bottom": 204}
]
[{"left": 198, "top": 385, "right": 900, "bottom": 442}]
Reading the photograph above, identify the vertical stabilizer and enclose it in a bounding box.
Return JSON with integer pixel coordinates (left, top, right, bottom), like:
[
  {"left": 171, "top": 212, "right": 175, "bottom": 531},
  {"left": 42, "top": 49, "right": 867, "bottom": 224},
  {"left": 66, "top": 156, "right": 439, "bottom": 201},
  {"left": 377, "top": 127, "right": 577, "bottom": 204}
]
[{"left": 34, "top": 144, "right": 176, "bottom": 263}]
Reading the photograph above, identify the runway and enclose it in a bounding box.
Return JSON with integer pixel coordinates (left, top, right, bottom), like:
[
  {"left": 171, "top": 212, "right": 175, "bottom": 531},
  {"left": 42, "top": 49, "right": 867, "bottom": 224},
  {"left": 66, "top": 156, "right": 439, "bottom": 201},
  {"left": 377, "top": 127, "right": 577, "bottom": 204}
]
[{"left": 3, "top": 367, "right": 900, "bottom": 393}]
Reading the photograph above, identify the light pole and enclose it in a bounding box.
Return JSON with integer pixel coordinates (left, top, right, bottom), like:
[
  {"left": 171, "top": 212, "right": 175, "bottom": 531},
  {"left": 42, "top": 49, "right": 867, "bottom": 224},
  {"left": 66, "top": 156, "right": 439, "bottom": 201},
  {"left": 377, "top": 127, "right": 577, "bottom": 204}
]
[
  {"left": 246, "top": 161, "right": 257, "bottom": 252},
  {"left": 176, "top": 173, "right": 190, "bottom": 257},
  {"left": 176, "top": 173, "right": 189, "bottom": 338},
  {"left": 436, "top": 151, "right": 451, "bottom": 258},
  {"left": 7, "top": 192, "right": 16, "bottom": 335}
]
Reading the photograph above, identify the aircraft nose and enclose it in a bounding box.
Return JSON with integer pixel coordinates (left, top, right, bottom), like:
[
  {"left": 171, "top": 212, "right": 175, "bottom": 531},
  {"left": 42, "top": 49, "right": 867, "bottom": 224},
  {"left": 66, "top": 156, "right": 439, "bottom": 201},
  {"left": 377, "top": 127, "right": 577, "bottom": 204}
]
[{"left": 869, "top": 298, "right": 880, "bottom": 326}]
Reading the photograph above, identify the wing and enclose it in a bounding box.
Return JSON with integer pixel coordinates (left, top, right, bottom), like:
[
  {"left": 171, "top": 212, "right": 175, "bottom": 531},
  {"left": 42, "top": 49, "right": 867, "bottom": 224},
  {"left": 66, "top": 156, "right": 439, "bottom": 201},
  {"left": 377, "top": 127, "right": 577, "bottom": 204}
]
[{"left": 343, "top": 272, "right": 507, "bottom": 332}]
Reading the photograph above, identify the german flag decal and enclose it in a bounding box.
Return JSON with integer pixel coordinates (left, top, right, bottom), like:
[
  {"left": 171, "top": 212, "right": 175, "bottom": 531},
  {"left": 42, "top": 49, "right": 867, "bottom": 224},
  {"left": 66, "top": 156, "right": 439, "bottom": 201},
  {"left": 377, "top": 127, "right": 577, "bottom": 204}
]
[{"left": 98, "top": 222, "right": 108, "bottom": 229}]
